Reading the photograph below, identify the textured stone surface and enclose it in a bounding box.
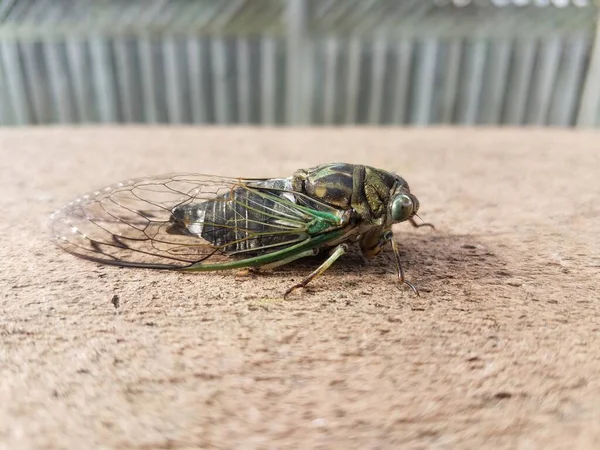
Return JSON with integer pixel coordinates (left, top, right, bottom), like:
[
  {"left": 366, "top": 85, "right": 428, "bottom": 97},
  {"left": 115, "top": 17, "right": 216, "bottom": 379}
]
[{"left": 1, "top": 127, "right": 599, "bottom": 449}]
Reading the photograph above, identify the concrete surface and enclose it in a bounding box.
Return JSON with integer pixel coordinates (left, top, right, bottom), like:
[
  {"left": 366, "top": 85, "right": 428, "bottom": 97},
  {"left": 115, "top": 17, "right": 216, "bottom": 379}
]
[{"left": 1, "top": 128, "right": 599, "bottom": 449}]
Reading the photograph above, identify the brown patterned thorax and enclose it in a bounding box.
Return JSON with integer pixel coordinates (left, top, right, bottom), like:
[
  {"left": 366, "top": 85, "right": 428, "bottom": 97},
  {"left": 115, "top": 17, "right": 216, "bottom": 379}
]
[{"left": 292, "top": 163, "right": 408, "bottom": 224}]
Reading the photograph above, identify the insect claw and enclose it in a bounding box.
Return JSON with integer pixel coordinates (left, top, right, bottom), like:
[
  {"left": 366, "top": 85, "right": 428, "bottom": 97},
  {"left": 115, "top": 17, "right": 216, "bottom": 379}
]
[
  {"left": 283, "top": 284, "right": 302, "bottom": 300},
  {"left": 404, "top": 279, "right": 420, "bottom": 296},
  {"left": 395, "top": 279, "right": 420, "bottom": 296}
]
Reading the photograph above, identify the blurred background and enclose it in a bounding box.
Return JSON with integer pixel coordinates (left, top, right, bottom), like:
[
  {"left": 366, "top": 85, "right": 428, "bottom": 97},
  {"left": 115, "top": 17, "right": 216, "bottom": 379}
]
[{"left": 1, "top": 0, "right": 599, "bottom": 127}]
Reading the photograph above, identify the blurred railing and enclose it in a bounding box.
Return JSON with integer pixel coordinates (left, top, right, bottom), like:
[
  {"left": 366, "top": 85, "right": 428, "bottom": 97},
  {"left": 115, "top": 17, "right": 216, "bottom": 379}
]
[{"left": 1, "top": 0, "right": 599, "bottom": 126}]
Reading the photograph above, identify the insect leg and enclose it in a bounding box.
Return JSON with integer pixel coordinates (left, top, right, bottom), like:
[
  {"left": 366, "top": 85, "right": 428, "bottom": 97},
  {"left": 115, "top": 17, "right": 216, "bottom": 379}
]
[
  {"left": 283, "top": 244, "right": 348, "bottom": 299},
  {"left": 386, "top": 231, "right": 420, "bottom": 296},
  {"left": 236, "top": 249, "right": 319, "bottom": 277},
  {"left": 259, "top": 248, "right": 319, "bottom": 271}
]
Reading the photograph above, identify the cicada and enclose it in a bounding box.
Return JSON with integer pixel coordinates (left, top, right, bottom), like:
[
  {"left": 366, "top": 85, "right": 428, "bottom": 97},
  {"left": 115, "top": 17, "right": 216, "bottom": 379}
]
[{"left": 50, "top": 163, "right": 434, "bottom": 298}]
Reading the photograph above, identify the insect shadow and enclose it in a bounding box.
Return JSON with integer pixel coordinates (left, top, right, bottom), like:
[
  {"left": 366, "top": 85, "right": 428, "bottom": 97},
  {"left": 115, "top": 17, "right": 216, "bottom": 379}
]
[{"left": 260, "top": 232, "right": 510, "bottom": 294}]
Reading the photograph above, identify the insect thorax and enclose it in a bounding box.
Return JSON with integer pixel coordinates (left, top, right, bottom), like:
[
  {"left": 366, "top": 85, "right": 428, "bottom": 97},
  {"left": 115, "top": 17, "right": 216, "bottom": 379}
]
[{"left": 291, "top": 163, "right": 406, "bottom": 225}]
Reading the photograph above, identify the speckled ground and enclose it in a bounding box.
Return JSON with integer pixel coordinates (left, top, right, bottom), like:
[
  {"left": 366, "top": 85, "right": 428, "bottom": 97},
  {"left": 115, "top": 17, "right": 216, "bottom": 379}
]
[{"left": 1, "top": 128, "right": 599, "bottom": 449}]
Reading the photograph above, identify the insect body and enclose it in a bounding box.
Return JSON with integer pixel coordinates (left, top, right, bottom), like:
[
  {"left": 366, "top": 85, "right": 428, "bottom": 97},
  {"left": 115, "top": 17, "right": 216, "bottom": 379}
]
[{"left": 51, "top": 163, "right": 433, "bottom": 297}]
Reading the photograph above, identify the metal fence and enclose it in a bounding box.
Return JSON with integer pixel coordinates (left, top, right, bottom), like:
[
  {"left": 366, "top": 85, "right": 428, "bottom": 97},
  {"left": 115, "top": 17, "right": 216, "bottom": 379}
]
[{"left": 1, "top": 0, "right": 599, "bottom": 126}]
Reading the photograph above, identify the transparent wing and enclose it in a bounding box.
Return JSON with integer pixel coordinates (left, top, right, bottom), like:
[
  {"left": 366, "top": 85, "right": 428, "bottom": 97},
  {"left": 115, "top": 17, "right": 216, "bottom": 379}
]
[{"left": 50, "top": 173, "right": 343, "bottom": 269}]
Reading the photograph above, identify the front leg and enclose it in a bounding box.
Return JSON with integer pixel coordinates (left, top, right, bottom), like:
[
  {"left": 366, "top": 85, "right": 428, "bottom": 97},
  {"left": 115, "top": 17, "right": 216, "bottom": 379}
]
[{"left": 382, "top": 230, "right": 420, "bottom": 296}]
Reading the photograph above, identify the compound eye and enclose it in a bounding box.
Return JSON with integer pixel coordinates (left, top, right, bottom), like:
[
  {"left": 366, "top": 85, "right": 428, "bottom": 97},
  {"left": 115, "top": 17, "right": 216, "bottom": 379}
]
[{"left": 391, "top": 194, "right": 414, "bottom": 222}]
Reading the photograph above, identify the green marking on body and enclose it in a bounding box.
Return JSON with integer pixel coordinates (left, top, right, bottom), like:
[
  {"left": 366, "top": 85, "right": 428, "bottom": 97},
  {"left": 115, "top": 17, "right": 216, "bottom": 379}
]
[{"left": 181, "top": 229, "right": 346, "bottom": 272}]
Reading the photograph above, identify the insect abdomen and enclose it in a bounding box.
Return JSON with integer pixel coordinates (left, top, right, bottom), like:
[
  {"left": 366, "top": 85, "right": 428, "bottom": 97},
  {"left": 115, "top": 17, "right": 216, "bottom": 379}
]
[{"left": 170, "top": 184, "right": 303, "bottom": 256}]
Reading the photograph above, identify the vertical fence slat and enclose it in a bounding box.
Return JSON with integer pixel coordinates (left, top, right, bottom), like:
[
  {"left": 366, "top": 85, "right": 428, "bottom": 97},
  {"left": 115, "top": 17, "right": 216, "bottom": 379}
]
[
  {"left": 323, "top": 36, "right": 338, "bottom": 125},
  {"left": 1, "top": 40, "right": 30, "bottom": 125},
  {"left": 21, "top": 40, "right": 50, "bottom": 124},
  {"left": 236, "top": 37, "right": 251, "bottom": 124},
  {"left": 302, "top": 37, "right": 315, "bottom": 124},
  {"left": 411, "top": 37, "right": 437, "bottom": 125},
  {"left": 90, "top": 36, "right": 118, "bottom": 123},
  {"left": 66, "top": 38, "right": 94, "bottom": 123},
  {"left": 368, "top": 35, "right": 387, "bottom": 125},
  {"left": 212, "top": 37, "right": 230, "bottom": 124},
  {"left": 275, "top": 38, "right": 286, "bottom": 125},
  {"left": 438, "top": 39, "right": 462, "bottom": 124},
  {"left": 456, "top": 39, "right": 486, "bottom": 125},
  {"left": 548, "top": 35, "right": 588, "bottom": 127},
  {"left": 164, "top": 36, "right": 184, "bottom": 124},
  {"left": 526, "top": 35, "right": 562, "bottom": 126},
  {"left": 286, "top": 0, "right": 308, "bottom": 124},
  {"left": 503, "top": 38, "right": 536, "bottom": 125},
  {"left": 187, "top": 36, "right": 207, "bottom": 124},
  {"left": 139, "top": 35, "right": 158, "bottom": 124},
  {"left": 480, "top": 39, "right": 511, "bottom": 125},
  {"left": 248, "top": 38, "right": 261, "bottom": 125},
  {"left": 114, "top": 38, "right": 135, "bottom": 123},
  {"left": 44, "top": 40, "right": 74, "bottom": 124},
  {"left": 0, "top": 47, "right": 9, "bottom": 125},
  {"left": 391, "top": 38, "right": 413, "bottom": 125},
  {"left": 261, "top": 36, "right": 276, "bottom": 125},
  {"left": 345, "top": 37, "right": 361, "bottom": 124},
  {"left": 576, "top": 11, "right": 600, "bottom": 127}
]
